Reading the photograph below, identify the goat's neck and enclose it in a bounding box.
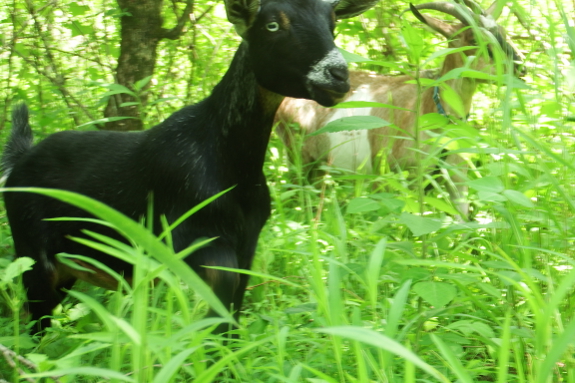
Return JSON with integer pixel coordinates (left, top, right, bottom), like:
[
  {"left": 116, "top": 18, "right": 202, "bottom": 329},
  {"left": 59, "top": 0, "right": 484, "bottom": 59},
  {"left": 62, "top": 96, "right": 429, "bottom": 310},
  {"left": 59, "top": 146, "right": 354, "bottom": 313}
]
[
  {"left": 436, "top": 53, "right": 477, "bottom": 117},
  {"left": 206, "top": 42, "right": 284, "bottom": 176}
]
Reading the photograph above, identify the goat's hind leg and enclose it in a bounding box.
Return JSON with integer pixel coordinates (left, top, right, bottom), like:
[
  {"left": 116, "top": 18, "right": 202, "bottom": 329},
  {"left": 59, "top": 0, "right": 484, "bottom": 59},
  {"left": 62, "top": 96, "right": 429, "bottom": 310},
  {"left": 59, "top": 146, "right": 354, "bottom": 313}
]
[{"left": 19, "top": 248, "right": 75, "bottom": 334}]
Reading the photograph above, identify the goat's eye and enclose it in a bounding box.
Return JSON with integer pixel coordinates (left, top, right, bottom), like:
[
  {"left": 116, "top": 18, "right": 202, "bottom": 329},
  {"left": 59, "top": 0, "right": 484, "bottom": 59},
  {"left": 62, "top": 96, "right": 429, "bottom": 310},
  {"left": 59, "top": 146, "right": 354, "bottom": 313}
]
[{"left": 266, "top": 22, "right": 280, "bottom": 32}]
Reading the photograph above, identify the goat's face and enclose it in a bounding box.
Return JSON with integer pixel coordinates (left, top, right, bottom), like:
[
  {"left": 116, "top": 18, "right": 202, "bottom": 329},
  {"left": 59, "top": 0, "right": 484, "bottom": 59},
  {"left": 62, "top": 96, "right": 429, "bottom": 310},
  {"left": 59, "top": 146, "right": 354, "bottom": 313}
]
[
  {"left": 451, "top": 25, "right": 525, "bottom": 80},
  {"left": 225, "top": 0, "right": 379, "bottom": 107},
  {"left": 409, "top": 2, "right": 525, "bottom": 80}
]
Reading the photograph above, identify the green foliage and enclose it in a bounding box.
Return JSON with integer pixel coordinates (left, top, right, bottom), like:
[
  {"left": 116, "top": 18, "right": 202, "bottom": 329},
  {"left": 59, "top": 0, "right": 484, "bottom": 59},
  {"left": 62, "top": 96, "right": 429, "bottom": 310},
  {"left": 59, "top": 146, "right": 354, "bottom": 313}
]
[{"left": 0, "top": 0, "right": 574, "bottom": 382}]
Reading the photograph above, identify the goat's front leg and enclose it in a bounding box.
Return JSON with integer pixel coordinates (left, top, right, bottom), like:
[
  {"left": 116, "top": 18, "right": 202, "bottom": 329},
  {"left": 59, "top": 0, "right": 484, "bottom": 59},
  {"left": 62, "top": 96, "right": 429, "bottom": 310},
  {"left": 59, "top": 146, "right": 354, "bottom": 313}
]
[
  {"left": 186, "top": 242, "right": 241, "bottom": 334},
  {"left": 442, "top": 152, "right": 470, "bottom": 221}
]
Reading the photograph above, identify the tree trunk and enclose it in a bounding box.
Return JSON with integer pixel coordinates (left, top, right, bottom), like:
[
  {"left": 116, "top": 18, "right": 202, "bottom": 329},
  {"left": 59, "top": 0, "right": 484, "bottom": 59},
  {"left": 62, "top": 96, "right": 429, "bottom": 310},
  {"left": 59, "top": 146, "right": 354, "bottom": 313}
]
[{"left": 103, "top": 0, "right": 193, "bottom": 131}]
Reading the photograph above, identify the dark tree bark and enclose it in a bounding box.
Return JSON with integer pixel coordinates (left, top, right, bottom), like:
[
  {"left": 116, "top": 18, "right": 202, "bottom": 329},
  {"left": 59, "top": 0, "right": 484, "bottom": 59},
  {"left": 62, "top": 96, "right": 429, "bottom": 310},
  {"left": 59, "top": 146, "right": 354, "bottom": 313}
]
[{"left": 103, "top": 0, "right": 193, "bottom": 131}]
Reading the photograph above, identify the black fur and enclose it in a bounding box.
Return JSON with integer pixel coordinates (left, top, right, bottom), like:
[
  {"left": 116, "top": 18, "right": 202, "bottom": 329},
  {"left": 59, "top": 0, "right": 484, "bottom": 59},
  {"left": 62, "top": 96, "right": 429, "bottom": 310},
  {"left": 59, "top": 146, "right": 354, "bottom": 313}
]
[{"left": 3, "top": 0, "right": 378, "bottom": 334}]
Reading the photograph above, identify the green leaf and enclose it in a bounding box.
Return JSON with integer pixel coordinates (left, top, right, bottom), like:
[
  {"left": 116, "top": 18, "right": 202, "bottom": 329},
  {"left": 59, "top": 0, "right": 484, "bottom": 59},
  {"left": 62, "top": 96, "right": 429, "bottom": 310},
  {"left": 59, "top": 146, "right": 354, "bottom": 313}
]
[
  {"left": 438, "top": 67, "right": 497, "bottom": 82},
  {"left": 423, "top": 46, "right": 474, "bottom": 66},
  {"left": 317, "top": 326, "right": 449, "bottom": 382},
  {"left": 339, "top": 48, "right": 371, "bottom": 63},
  {"left": 308, "top": 116, "right": 392, "bottom": 136},
  {"left": 440, "top": 84, "right": 465, "bottom": 119},
  {"left": 333, "top": 101, "right": 410, "bottom": 111},
  {"left": 104, "top": 83, "right": 136, "bottom": 96},
  {"left": 119, "top": 102, "right": 139, "bottom": 107},
  {"left": 203, "top": 266, "right": 301, "bottom": 288},
  {"left": 446, "top": 320, "right": 494, "bottom": 338},
  {"left": 152, "top": 347, "right": 199, "bottom": 383},
  {"left": 366, "top": 238, "right": 386, "bottom": 307},
  {"left": 64, "top": 21, "right": 93, "bottom": 37},
  {"left": 502, "top": 189, "right": 535, "bottom": 208},
  {"left": 399, "top": 213, "right": 442, "bottom": 236},
  {"left": 2, "top": 257, "right": 35, "bottom": 283},
  {"left": 24, "top": 367, "right": 134, "bottom": 381},
  {"left": 69, "top": 2, "right": 90, "bottom": 16},
  {"left": 134, "top": 75, "right": 153, "bottom": 91},
  {"left": 467, "top": 176, "right": 505, "bottom": 193},
  {"left": 400, "top": 20, "right": 424, "bottom": 63},
  {"left": 76, "top": 116, "right": 138, "bottom": 129},
  {"left": 424, "top": 197, "right": 460, "bottom": 216},
  {"left": 347, "top": 197, "right": 380, "bottom": 213},
  {"left": 413, "top": 281, "right": 456, "bottom": 307},
  {"left": 477, "top": 191, "right": 507, "bottom": 202},
  {"left": 430, "top": 334, "right": 474, "bottom": 383}
]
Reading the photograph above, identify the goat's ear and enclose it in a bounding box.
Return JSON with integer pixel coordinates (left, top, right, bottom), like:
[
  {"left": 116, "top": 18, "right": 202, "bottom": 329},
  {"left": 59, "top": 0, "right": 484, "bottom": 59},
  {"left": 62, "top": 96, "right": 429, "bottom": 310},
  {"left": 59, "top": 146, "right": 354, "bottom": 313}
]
[
  {"left": 225, "top": 0, "right": 261, "bottom": 37},
  {"left": 409, "top": 3, "right": 456, "bottom": 39},
  {"left": 332, "top": 0, "right": 380, "bottom": 19}
]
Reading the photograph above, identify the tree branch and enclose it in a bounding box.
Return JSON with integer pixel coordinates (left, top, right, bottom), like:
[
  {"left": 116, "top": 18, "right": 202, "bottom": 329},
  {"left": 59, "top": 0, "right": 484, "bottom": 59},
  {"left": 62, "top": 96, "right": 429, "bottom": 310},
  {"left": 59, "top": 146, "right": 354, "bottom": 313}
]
[{"left": 162, "top": 0, "right": 194, "bottom": 40}]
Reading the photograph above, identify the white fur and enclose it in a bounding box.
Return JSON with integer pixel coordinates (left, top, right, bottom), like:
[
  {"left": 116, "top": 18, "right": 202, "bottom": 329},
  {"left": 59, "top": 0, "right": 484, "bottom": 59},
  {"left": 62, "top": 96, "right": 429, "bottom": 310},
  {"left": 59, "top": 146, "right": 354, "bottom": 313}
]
[
  {"left": 306, "top": 48, "right": 347, "bottom": 96},
  {"left": 326, "top": 84, "right": 373, "bottom": 173}
]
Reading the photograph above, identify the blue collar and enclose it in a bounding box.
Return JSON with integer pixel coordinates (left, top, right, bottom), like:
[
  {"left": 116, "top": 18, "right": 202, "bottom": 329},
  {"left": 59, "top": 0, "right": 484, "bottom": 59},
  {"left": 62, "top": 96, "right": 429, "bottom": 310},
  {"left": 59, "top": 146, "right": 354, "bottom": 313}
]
[
  {"left": 433, "top": 86, "right": 469, "bottom": 121},
  {"left": 433, "top": 86, "right": 447, "bottom": 117}
]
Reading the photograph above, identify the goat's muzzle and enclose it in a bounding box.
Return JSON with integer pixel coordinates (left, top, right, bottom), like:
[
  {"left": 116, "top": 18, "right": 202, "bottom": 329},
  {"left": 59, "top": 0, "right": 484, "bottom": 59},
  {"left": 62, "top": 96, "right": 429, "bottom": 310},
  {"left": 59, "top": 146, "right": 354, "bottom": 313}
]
[{"left": 305, "top": 48, "right": 350, "bottom": 107}]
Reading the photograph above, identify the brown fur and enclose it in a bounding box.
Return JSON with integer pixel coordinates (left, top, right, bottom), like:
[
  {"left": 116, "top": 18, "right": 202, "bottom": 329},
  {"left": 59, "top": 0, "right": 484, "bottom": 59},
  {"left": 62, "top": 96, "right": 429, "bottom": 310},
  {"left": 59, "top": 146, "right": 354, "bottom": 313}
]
[{"left": 275, "top": 9, "right": 524, "bottom": 217}]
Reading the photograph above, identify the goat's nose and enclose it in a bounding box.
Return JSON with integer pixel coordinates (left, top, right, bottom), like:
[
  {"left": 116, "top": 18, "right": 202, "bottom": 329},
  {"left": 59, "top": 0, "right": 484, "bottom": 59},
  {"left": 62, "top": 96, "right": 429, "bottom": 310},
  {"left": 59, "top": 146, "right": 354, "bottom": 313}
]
[{"left": 329, "top": 66, "right": 349, "bottom": 83}]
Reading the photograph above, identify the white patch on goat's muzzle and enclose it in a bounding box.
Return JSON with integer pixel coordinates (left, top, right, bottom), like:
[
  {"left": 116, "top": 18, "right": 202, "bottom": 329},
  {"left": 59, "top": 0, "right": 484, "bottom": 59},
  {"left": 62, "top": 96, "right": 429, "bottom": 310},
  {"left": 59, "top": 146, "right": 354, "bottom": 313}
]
[{"left": 305, "top": 48, "right": 348, "bottom": 96}]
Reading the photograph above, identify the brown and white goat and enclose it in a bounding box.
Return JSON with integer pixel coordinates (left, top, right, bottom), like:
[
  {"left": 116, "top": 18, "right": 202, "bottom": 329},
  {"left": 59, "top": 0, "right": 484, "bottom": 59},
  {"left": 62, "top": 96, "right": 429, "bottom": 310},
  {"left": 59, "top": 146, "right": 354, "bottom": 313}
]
[{"left": 276, "top": 1, "right": 525, "bottom": 218}]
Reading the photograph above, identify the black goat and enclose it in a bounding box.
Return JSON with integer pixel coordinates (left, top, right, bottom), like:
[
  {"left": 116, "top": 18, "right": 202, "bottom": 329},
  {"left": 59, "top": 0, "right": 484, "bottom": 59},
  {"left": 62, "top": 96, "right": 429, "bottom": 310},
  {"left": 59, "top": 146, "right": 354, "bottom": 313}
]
[{"left": 2, "top": 0, "right": 380, "bottom": 334}]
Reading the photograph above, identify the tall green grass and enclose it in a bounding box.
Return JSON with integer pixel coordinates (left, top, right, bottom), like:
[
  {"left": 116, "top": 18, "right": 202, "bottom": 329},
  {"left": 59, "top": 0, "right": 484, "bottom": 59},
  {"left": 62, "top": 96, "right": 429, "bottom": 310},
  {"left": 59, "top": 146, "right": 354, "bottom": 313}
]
[{"left": 0, "top": 1, "right": 574, "bottom": 381}]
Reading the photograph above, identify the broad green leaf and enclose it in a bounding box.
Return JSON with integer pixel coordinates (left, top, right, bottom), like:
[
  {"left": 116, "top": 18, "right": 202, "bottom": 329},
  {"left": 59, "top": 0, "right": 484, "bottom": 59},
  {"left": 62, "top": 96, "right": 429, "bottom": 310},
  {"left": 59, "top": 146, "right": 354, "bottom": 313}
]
[
  {"left": 438, "top": 67, "right": 497, "bottom": 82},
  {"left": 134, "top": 75, "right": 153, "bottom": 91},
  {"left": 478, "top": 191, "right": 507, "bottom": 202},
  {"left": 418, "top": 113, "right": 450, "bottom": 130},
  {"left": 440, "top": 84, "right": 465, "bottom": 119},
  {"left": 399, "top": 212, "right": 442, "bottom": 236},
  {"left": 69, "top": 2, "right": 90, "bottom": 15},
  {"left": 308, "top": 116, "right": 391, "bottom": 136},
  {"left": 447, "top": 320, "right": 494, "bottom": 338},
  {"left": 413, "top": 281, "right": 456, "bottom": 307},
  {"left": 339, "top": 48, "right": 371, "bottom": 63},
  {"left": 424, "top": 196, "right": 460, "bottom": 216},
  {"left": 64, "top": 22, "right": 93, "bottom": 36},
  {"left": 400, "top": 20, "right": 424, "bottom": 63},
  {"left": 2, "top": 257, "right": 35, "bottom": 283},
  {"left": 347, "top": 197, "right": 380, "bottom": 213},
  {"left": 467, "top": 176, "right": 505, "bottom": 193},
  {"left": 284, "top": 302, "right": 317, "bottom": 314},
  {"left": 502, "top": 189, "right": 535, "bottom": 207},
  {"left": 366, "top": 60, "right": 406, "bottom": 72},
  {"left": 104, "top": 83, "right": 136, "bottom": 96},
  {"left": 423, "top": 46, "right": 474, "bottom": 66}
]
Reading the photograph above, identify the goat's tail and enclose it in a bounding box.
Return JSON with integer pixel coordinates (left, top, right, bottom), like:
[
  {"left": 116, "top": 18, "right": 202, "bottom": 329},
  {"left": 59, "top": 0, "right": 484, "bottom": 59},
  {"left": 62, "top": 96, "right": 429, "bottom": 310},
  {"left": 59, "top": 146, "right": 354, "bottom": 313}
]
[{"left": 2, "top": 104, "right": 33, "bottom": 178}]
